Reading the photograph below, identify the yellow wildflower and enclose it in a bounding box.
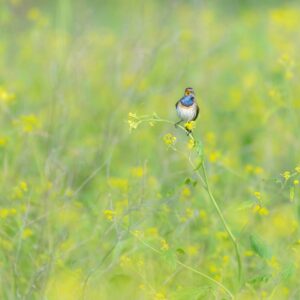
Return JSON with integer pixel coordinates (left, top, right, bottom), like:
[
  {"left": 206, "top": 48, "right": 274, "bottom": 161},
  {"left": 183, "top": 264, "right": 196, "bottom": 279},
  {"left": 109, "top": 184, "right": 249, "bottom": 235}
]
[
  {"left": 0, "top": 87, "right": 15, "bottom": 105},
  {"left": 254, "top": 166, "right": 264, "bottom": 175},
  {"left": 160, "top": 239, "right": 169, "bottom": 251},
  {"left": 0, "top": 208, "right": 9, "bottom": 219},
  {"left": 146, "top": 227, "right": 158, "bottom": 236},
  {"left": 163, "top": 133, "right": 176, "bottom": 146},
  {"left": 181, "top": 186, "right": 191, "bottom": 198},
  {"left": 154, "top": 292, "right": 167, "bottom": 300},
  {"left": 185, "top": 208, "right": 194, "bottom": 219},
  {"left": 184, "top": 121, "right": 196, "bottom": 131},
  {"left": 14, "top": 114, "right": 41, "bottom": 133},
  {"left": 127, "top": 112, "right": 139, "bottom": 131},
  {"left": 131, "top": 230, "right": 144, "bottom": 238},
  {"left": 209, "top": 151, "right": 221, "bottom": 163},
  {"left": 253, "top": 191, "right": 261, "bottom": 200},
  {"left": 199, "top": 209, "right": 207, "bottom": 221},
  {"left": 12, "top": 181, "right": 29, "bottom": 199},
  {"left": 244, "top": 250, "right": 254, "bottom": 257},
  {"left": 245, "top": 164, "right": 254, "bottom": 173},
  {"left": 209, "top": 264, "right": 218, "bottom": 273},
  {"left": 27, "top": 8, "right": 41, "bottom": 21},
  {"left": 0, "top": 137, "right": 7, "bottom": 147},
  {"left": 103, "top": 209, "right": 116, "bottom": 221},
  {"left": 22, "top": 228, "right": 33, "bottom": 239},
  {"left": 19, "top": 181, "right": 28, "bottom": 192},
  {"left": 216, "top": 231, "right": 228, "bottom": 240},
  {"left": 108, "top": 177, "right": 128, "bottom": 192},
  {"left": 187, "top": 138, "right": 195, "bottom": 149},
  {"left": 282, "top": 171, "right": 291, "bottom": 180},
  {"left": 186, "top": 245, "right": 198, "bottom": 256},
  {"left": 131, "top": 166, "right": 144, "bottom": 177},
  {"left": 294, "top": 180, "right": 299, "bottom": 185},
  {"left": 253, "top": 204, "right": 269, "bottom": 216},
  {"left": 223, "top": 255, "right": 229, "bottom": 265},
  {"left": 120, "top": 255, "right": 131, "bottom": 267}
]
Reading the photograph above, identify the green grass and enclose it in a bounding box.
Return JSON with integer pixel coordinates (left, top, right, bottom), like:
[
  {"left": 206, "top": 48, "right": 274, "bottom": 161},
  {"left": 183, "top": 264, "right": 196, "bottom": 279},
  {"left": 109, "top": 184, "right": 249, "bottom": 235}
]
[{"left": 1, "top": 1, "right": 300, "bottom": 299}]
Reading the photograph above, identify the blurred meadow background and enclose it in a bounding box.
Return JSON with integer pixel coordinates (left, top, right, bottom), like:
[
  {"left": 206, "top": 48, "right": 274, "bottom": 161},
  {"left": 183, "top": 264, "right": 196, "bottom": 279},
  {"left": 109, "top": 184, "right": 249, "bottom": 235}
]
[{"left": 1, "top": 0, "right": 300, "bottom": 299}]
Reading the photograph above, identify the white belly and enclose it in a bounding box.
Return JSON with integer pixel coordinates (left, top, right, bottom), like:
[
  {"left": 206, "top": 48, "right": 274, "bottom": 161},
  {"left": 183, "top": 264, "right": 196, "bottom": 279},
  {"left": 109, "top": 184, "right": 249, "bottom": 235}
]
[{"left": 177, "top": 103, "right": 197, "bottom": 121}]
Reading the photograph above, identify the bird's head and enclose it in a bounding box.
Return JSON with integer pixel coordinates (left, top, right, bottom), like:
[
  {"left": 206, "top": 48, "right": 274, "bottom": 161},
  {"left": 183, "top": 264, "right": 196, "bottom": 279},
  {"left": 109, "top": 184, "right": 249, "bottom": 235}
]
[{"left": 184, "top": 87, "right": 195, "bottom": 96}]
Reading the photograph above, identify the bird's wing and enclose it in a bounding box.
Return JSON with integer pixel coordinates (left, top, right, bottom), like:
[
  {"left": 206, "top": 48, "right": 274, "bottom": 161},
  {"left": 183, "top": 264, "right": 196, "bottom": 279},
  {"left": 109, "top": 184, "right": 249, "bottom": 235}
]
[{"left": 193, "top": 104, "right": 200, "bottom": 121}]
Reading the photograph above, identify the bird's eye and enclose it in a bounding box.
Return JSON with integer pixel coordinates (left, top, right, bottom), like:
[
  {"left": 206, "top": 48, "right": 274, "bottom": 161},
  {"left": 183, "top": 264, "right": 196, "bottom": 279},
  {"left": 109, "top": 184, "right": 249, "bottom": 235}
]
[{"left": 185, "top": 91, "right": 190, "bottom": 95}]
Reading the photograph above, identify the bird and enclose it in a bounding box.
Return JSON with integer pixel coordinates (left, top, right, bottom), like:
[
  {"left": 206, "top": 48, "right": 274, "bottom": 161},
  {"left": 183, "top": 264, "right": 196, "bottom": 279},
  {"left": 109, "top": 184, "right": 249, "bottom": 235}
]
[{"left": 175, "top": 87, "right": 199, "bottom": 133}]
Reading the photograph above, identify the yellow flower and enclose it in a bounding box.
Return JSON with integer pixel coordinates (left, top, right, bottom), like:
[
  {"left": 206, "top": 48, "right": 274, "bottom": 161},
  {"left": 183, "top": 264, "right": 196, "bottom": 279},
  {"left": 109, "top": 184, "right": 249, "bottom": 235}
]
[
  {"left": 294, "top": 180, "right": 299, "bottom": 185},
  {"left": 253, "top": 191, "right": 261, "bottom": 200},
  {"left": 146, "top": 227, "right": 158, "bottom": 236},
  {"left": 120, "top": 255, "right": 131, "bottom": 267},
  {"left": 0, "top": 137, "right": 7, "bottom": 147},
  {"left": 187, "top": 138, "right": 195, "bottom": 149},
  {"left": 131, "top": 166, "right": 144, "bottom": 177},
  {"left": 127, "top": 112, "right": 139, "bottom": 131},
  {"left": 253, "top": 204, "right": 269, "bottom": 216},
  {"left": 14, "top": 114, "right": 41, "bottom": 133},
  {"left": 131, "top": 230, "right": 144, "bottom": 238},
  {"left": 108, "top": 177, "right": 128, "bottom": 192},
  {"left": 295, "top": 166, "right": 300, "bottom": 173},
  {"left": 163, "top": 133, "right": 176, "bottom": 146},
  {"left": 186, "top": 245, "right": 198, "bottom": 256},
  {"left": 209, "top": 151, "right": 221, "bottom": 163},
  {"left": 184, "top": 121, "right": 196, "bottom": 131},
  {"left": 244, "top": 250, "right": 254, "bottom": 257},
  {"left": 209, "top": 264, "right": 218, "bottom": 273},
  {"left": 27, "top": 8, "right": 41, "bottom": 21},
  {"left": 245, "top": 164, "right": 254, "bottom": 173},
  {"left": 185, "top": 208, "right": 194, "bottom": 219},
  {"left": 19, "top": 181, "right": 28, "bottom": 192},
  {"left": 282, "top": 171, "right": 291, "bottom": 180},
  {"left": 181, "top": 186, "right": 191, "bottom": 198},
  {"left": 199, "top": 209, "right": 207, "bottom": 221},
  {"left": 154, "top": 292, "right": 167, "bottom": 300},
  {"left": 254, "top": 167, "right": 264, "bottom": 175},
  {"left": 0, "top": 87, "right": 15, "bottom": 105},
  {"left": 22, "top": 228, "right": 33, "bottom": 239},
  {"left": 103, "top": 209, "right": 116, "bottom": 221},
  {"left": 0, "top": 208, "right": 9, "bottom": 219},
  {"left": 12, "top": 181, "right": 29, "bottom": 199},
  {"left": 160, "top": 239, "right": 169, "bottom": 251}
]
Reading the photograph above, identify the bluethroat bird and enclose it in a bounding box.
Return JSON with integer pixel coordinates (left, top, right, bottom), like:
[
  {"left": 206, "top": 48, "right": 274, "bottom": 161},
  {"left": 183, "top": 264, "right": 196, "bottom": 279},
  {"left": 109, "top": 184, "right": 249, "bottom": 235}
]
[{"left": 175, "top": 87, "right": 199, "bottom": 134}]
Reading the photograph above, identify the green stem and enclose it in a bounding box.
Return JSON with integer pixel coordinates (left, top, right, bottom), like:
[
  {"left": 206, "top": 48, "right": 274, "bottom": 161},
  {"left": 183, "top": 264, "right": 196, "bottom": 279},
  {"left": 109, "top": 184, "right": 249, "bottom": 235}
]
[
  {"left": 133, "top": 233, "right": 234, "bottom": 299},
  {"left": 201, "top": 162, "right": 243, "bottom": 284},
  {"left": 136, "top": 115, "right": 243, "bottom": 284}
]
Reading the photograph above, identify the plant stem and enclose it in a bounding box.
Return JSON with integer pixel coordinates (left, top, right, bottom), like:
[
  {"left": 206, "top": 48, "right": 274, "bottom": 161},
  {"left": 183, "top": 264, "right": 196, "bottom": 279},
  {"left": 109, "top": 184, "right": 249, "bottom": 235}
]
[{"left": 200, "top": 162, "right": 242, "bottom": 284}]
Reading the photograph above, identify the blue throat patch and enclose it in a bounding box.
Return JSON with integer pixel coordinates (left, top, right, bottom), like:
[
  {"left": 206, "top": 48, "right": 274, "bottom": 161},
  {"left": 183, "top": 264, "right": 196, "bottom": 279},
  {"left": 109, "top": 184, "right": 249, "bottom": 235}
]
[{"left": 180, "top": 95, "right": 194, "bottom": 107}]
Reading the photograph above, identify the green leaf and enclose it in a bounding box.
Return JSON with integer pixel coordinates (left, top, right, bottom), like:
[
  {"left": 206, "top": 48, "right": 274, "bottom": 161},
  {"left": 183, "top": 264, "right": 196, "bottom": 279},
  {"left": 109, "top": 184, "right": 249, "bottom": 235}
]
[
  {"left": 184, "top": 178, "right": 192, "bottom": 185},
  {"left": 248, "top": 273, "right": 271, "bottom": 286},
  {"left": 176, "top": 248, "right": 186, "bottom": 256},
  {"left": 249, "top": 234, "right": 272, "bottom": 259},
  {"left": 184, "top": 177, "right": 197, "bottom": 186}
]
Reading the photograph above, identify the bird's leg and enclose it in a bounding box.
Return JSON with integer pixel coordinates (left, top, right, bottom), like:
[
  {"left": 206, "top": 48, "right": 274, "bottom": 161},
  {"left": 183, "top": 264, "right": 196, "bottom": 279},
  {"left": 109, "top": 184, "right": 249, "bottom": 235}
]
[
  {"left": 186, "top": 129, "right": 192, "bottom": 136},
  {"left": 174, "top": 120, "right": 183, "bottom": 128}
]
